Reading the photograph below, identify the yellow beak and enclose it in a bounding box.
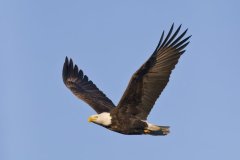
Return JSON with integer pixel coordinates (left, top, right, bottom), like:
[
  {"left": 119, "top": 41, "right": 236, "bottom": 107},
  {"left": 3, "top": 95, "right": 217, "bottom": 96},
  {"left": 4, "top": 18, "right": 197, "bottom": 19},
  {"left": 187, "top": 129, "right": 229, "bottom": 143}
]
[{"left": 88, "top": 116, "right": 97, "bottom": 122}]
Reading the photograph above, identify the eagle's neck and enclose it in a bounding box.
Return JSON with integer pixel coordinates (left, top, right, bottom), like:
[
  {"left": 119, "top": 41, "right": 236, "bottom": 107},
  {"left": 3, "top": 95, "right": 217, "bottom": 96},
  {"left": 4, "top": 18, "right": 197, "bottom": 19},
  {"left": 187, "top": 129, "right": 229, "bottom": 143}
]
[{"left": 97, "top": 112, "right": 112, "bottom": 126}]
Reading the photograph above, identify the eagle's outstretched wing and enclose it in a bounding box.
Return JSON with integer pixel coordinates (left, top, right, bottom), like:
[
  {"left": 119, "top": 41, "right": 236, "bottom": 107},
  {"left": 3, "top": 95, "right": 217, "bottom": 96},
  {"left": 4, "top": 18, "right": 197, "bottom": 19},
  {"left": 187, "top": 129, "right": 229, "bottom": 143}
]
[
  {"left": 117, "top": 24, "right": 191, "bottom": 120},
  {"left": 63, "top": 57, "right": 115, "bottom": 113}
]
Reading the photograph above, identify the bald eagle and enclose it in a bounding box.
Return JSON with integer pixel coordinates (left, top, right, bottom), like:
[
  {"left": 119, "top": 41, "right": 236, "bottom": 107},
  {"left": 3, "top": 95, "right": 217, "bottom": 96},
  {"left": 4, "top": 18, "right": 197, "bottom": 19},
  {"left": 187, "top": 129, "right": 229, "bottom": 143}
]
[{"left": 63, "top": 24, "right": 191, "bottom": 136}]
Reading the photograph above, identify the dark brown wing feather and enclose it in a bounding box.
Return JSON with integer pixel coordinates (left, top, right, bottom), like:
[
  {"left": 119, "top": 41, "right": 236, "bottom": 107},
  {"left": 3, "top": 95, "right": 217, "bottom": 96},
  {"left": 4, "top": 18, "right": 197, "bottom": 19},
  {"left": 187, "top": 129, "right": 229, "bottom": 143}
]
[
  {"left": 62, "top": 57, "right": 115, "bottom": 113},
  {"left": 117, "top": 24, "right": 191, "bottom": 120}
]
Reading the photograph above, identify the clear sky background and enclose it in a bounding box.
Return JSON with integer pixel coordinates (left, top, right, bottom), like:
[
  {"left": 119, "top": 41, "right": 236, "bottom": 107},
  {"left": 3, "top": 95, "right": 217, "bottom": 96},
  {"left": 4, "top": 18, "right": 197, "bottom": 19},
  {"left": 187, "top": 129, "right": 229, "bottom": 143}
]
[{"left": 1, "top": 0, "right": 240, "bottom": 160}]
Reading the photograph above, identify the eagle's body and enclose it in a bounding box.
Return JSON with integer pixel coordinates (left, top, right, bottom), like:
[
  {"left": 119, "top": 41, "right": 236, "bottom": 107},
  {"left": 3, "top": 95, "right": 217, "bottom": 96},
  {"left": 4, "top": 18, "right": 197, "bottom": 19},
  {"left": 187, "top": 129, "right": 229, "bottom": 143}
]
[
  {"left": 63, "top": 24, "right": 191, "bottom": 136},
  {"left": 109, "top": 110, "right": 149, "bottom": 135},
  {"left": 106, "top": 109, "right": 169, "bottom": 135}
]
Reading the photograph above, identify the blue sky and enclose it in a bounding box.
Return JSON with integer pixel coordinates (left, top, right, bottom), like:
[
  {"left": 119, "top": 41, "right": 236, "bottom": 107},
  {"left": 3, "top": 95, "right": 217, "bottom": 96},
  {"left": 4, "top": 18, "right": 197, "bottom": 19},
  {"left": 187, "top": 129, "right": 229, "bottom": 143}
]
[{"left": 1, "top": 0, "right": 240, "bottom": 160}]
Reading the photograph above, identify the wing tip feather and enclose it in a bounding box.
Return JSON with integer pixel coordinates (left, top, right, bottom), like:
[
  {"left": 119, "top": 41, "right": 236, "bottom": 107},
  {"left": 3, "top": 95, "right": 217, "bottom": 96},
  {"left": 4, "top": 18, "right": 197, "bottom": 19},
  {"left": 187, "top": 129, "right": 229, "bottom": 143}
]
[
  {"left": 155, "top": 24, "right": 191, "bottom": 53},
  {"left": 63, "top": 57, "right": 82, "bottom": 83},
  {"left": 63, "top": 56, "right": 70, "bottom": 83}
]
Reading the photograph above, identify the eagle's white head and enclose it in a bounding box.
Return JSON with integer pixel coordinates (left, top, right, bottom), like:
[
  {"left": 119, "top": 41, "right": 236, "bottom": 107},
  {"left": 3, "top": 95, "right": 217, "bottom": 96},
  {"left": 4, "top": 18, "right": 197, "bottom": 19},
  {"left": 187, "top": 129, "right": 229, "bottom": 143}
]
[{"left": 88, "top": 112, "right": 112, "bottom": 126}]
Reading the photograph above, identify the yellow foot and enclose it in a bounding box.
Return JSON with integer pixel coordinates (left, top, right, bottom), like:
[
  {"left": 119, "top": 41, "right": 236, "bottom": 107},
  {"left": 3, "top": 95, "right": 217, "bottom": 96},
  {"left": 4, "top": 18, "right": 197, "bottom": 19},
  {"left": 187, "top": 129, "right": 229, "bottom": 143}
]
[{"left": 144, "top": 129, "right": 151, "bottom": 134}]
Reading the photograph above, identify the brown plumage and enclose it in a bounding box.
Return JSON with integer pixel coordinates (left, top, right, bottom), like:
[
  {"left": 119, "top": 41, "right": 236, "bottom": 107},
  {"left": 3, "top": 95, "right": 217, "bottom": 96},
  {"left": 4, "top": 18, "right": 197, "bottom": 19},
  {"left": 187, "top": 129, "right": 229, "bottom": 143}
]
[
  {"left": 63, "top": 24, "right": 191, "bottom": 136},
  {"left": 62, "top": 58, "right": 115, "bottom": 113}
]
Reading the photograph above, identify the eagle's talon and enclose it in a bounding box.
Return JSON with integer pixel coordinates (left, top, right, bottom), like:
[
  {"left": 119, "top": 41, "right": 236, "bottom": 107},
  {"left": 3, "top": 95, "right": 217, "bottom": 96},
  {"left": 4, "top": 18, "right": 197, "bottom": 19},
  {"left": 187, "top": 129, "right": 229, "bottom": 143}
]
[{"left": 144, "top": 129, "right": 151, "bottom": 134}]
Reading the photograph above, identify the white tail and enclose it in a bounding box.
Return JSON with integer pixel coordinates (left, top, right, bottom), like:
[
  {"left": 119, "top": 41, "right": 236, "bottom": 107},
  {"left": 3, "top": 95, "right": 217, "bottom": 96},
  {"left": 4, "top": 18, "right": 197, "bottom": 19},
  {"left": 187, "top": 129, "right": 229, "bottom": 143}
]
[{"left": 144, "top": 121, "right": 170, "bottom": 136}]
